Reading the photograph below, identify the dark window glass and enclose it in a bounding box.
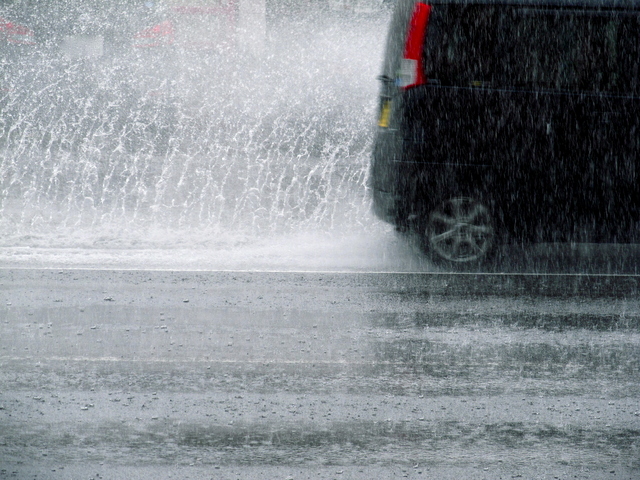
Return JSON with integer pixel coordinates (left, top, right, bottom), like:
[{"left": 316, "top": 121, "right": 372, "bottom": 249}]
[{"left": 424, "top": 5, "right": 640, "bottom": 95}]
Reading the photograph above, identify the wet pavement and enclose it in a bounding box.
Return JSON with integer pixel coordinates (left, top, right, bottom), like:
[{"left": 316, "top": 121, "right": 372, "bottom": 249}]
[{"left": 1, "top": 269, "right": 639, "bottom": 479}]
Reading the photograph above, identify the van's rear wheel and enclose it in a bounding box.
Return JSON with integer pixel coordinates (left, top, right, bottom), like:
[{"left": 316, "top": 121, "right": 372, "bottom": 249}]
[{"left": 425, "top": 197, "right": 495, "bottom": 265}]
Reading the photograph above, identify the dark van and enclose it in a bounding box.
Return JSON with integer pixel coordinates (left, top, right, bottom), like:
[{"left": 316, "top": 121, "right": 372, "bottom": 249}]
[{"left": 370, "top": 0, "right": 640, "bottom": 264}]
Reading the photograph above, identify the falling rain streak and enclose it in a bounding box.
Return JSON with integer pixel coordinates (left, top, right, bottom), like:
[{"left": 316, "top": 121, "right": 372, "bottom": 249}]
[{"left": 0, "top": 10, "right": 389, "bottom": 248}]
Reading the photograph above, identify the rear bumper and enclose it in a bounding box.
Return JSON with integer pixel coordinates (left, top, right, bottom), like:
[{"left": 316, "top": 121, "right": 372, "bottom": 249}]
[
  {"left": 371, "top": 187, "right": 399, "bottom": 225},
  {"left": 370, "top": 127, "right": 402, "bottom": 225}
]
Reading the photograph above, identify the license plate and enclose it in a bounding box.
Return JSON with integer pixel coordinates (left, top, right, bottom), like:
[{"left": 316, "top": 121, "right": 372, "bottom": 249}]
[{"left": 61, "top": 35, "right": 104, "bottom": 59}]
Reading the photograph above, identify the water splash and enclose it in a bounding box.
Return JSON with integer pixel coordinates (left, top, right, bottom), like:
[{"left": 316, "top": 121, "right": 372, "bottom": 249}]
[{"left": 0, "top": 12, "right": 389, "bottom": 250}]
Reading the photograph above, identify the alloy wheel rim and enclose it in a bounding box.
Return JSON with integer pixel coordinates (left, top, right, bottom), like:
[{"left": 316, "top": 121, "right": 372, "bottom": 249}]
[{"left": 427, "top": 197, "right": 494, "bottom": 263}]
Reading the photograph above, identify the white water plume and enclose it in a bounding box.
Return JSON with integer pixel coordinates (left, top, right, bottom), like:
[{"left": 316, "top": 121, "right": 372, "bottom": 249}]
[{"left": 0, "top": 10, "right": 390, "bottom": 250}]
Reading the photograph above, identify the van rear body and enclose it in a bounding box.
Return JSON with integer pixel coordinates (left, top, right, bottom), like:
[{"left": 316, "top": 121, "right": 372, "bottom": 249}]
[{"left": 371, "top": 0, "right": 640, "bottom": 263}]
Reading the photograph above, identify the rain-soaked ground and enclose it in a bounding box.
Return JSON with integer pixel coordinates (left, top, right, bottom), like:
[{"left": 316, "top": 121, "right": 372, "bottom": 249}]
[{"left": 1, "top": 270, "right": 639, "bottom": 479}]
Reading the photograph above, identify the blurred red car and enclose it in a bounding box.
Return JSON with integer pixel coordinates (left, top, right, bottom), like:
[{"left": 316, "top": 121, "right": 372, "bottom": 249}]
[
  {"left": 0, "top": 0, "right": 240, "bottom": 97},
  {"left": 0, "top": 0, "right": 239, "bottom": 53},
  {"left": 133, "top": 1, "right": 238, "bottom": 51}
]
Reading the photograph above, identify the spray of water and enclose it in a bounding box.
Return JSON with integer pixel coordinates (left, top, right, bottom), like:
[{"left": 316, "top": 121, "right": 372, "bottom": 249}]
[{"left": 0, "top": 9, "right": 390, "bottom": 252}]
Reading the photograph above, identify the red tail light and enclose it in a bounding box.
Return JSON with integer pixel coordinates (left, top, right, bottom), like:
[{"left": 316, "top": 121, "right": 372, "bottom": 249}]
[
  {"left": 0, "top": 17, "right": 36, "bottom": 45},
  {"left": 398, "top": 2, "right": 431, "bottom": 89},
  {"left": 133, "top": 20, "right": 175, "bottom": 48}
]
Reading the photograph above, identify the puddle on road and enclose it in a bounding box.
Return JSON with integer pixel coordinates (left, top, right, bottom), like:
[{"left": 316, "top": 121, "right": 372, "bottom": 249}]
[{"left": 1, "top": 417, "right": 638, "bottom": 470}]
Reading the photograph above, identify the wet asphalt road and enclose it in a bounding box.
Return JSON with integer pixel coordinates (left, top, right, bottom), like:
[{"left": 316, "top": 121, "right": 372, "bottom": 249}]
[{"left": 1, "top": 269, "right": 639, "bottom": 479}]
